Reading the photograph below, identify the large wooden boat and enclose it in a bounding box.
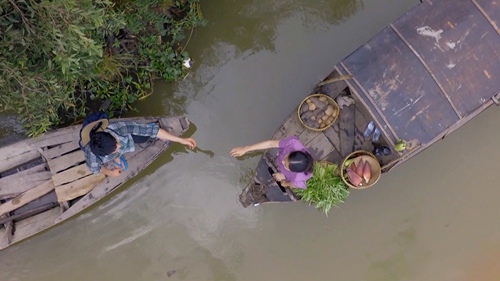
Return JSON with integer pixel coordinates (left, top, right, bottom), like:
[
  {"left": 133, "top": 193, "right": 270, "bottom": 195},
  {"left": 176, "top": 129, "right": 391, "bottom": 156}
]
[
  {"left": 240, "top": 0, "right": 500, "bottom": 207},
  {"left": 0, "top": 116, "right": 191, "bottom": 250}
]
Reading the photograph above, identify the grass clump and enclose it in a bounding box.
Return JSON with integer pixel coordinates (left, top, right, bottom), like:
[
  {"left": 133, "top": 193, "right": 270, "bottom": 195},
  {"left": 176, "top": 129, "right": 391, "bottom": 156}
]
[{"left": 294, "top": 161, "right": 349, "bottom": 215}]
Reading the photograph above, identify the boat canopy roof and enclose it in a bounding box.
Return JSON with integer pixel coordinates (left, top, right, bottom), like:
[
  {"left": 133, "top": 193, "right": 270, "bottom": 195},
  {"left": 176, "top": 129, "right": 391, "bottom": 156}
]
[{"left": 337, "top": 0, "right": 500, "bottom": 146}]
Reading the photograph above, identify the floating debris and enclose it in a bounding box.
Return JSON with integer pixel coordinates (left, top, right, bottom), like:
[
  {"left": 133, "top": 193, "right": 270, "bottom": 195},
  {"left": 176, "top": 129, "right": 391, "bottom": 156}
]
[{"left": 167, "top": 270, "right": 177, "bottom": 278}]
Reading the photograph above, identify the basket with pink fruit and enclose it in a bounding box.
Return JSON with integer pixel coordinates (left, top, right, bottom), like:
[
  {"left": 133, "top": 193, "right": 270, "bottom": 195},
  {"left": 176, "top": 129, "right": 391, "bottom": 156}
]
[{"left": 340, "top": 150, "right": 381, "bottom": 189}]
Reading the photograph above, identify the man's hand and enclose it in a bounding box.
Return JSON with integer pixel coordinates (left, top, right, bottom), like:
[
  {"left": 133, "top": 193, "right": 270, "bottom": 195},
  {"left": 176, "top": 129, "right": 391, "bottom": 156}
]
[
  {"left": 101, "top": 167, "right": 121, "bottom": 177},
  {"left": 180, "top": 138, "right": 196, "bottom": 149},
  {"left": 109, "top": 169, "right": 122, "bottom": 177}
]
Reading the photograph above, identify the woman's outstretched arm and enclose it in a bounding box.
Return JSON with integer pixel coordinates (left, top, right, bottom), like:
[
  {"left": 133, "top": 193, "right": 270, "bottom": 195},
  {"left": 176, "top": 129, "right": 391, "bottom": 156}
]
[{"left": 230, "top": 140, "right": 279, "bottom": 157}]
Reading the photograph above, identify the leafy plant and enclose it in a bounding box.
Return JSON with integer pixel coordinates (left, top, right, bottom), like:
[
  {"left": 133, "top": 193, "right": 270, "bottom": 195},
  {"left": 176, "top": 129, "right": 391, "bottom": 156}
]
[
  {"left": 0, "top": 0, "right": 121, "bottom": 135},
  {"left": 0, "top": 0, "right": 206, "bottom": 136},
  {"left": 294, "top": 161, "right": 350, "bottom": 215}
]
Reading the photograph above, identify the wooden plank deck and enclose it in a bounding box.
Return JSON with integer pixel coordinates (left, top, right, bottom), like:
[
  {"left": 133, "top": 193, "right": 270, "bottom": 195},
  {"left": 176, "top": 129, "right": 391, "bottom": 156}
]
[
  {"left": 54, "top": 173, "right": 106, "bottom": 202},
  {"left": 0, "top": 164, "right": 51, "bottom": 200},
  {"left": 41, "top": 139, "right": 80, "bottom": 160},
  {"left": 10, "top": 207, "right": 61, "bottom": 245},
  {"left": 47, "top": 150, "right": 86, "bottom": 175},
  {"left": 0, "top": 142, "right": 41, "bottom": 175},
  {"left": 0, "top": 180, "right": 55, "bottom": 217}
]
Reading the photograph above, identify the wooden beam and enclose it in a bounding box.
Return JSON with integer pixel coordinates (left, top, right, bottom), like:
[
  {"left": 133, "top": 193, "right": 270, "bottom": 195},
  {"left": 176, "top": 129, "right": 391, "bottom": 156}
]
[
  {"left": 55, "top": 173, "right": 106, "bottom": 202},
  {"left": 0, "top": 180, "right": 55, "bottom": 217},
  {"left": 0, "top": 140, "right": 33, "bottom": 162},
  {"left": 298, "top": 129, "right": 322, "bottom": 147},
  {"left": 47, "top": 150, "right": 85, "bottom": 174},
  {"left": 0, "top": 202, "right": 57, "bottom": 225},
  {"left": 55, "top": 141, "right": 167, "bottom": 223},
  {"left": 27, "top": 126, "right": 79, "bottom": 147},
  {"left": 314, "top": 69, "right": 351, "bottom": 100},
  {"left": 0, "top": 144, "right": 41, "bottom": 174},
  {"left": 307, "top": 133, "right": 336, "bottom": 160},
  {"left": 323, "top": 124, "right": 341, "bottom": 154},
  {"left": 51, "top": 163, "right": 92, "bottom": 187},
  {"left": 338, "top": 103, "right": 355, "bottom": 158},
  {"left": 470, "top": 0, "right": 500, "bottom": 36},
  {"left": 0, "top": 164, "right": 51, "bottom": 200},
  {"left": 10, "top": 207, "right": 60, "bottom": 245},
  {"left": 316, "top": 74, "right": 352, "bottom": 87},
  {"left": 0, "top": 221, "right": 13, "bottom": 250},
  {"left": 41, "top": 140, "right": 80, "bottom": 160}
]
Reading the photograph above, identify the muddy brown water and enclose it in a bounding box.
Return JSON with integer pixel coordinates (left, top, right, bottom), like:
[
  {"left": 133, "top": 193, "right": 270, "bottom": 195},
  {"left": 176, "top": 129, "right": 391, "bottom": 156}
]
[{"left": 2, "top": 0, "right": 500, "bottom": 280}]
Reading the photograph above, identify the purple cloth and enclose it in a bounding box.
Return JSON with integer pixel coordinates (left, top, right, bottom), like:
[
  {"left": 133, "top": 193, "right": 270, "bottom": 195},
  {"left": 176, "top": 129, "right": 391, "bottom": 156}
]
[{"left": 275, "top": 136, "right": 312, "bottom": 189}]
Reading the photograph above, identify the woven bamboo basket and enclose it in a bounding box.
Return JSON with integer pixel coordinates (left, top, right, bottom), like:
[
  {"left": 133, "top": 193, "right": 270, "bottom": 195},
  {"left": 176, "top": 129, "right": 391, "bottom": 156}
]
[
  {"left": 297, "top": 94, "right": 339, "bottom": 132},
  {"left": 340, "top": 150, "right": 381, "bottom": 189}
]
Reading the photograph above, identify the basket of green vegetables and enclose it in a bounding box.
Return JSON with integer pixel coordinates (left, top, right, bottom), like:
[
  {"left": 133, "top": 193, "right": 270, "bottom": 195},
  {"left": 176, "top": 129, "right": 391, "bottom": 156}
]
[{"left": 294, "top": 161, "right": 349, "bottom": 215}]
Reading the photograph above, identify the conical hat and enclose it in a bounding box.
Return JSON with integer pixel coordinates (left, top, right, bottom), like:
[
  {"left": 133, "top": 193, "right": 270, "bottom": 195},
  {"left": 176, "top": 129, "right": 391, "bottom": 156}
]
[{"left": 80, "top": 119, "right": 109, "bottom": 147}]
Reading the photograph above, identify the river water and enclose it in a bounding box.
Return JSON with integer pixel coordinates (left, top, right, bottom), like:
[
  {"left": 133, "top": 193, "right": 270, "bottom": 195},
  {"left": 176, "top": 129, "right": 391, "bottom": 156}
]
[{"left": 2, "top": 0, "right": 500, "bottom": 280}]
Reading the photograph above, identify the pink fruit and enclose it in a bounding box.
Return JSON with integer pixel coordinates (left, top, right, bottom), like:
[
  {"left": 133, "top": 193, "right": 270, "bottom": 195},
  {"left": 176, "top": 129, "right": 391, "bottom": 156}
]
[
  {"left": 350, "top": 161, "right": 356, "bottom": 171},
  {"left": 363, "top": 161, "right": 372, "bottom": 183},
  {"left": 356, "top": 159, "right": 364, "bottom": 177},
  {"left": 346, "top": 168, "right": 363, "bottom": 187}
]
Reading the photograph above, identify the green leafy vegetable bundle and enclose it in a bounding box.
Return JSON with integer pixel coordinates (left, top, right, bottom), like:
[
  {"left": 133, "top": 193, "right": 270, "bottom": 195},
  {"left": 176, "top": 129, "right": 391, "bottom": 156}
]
[{"left": 294, "top": 161, "right": 349, "bottom": 215}]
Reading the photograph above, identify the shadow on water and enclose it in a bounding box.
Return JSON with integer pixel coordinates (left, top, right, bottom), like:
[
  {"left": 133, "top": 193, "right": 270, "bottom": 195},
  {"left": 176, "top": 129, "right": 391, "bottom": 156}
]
[{"left": 193, "top": 146, "right": 215, "bottom": 158}]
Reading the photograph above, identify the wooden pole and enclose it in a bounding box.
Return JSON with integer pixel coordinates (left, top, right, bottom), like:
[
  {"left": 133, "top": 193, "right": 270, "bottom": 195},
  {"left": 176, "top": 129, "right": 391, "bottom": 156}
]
[
  {"left": 316, "top": 74, "right": 352, "bottom": 87},
  {"left": 0, "top": 202, "right": 57, "bottom": 225}
]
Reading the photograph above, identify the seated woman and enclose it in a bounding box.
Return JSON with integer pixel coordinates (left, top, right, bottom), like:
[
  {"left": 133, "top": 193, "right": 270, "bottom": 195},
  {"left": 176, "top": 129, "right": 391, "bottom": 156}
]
[
  {"left": 82, "top": 120, "right": 196, "bottom": 177},
  {"left": 230, "top": 135, "right": 314, "bottom": 189}
]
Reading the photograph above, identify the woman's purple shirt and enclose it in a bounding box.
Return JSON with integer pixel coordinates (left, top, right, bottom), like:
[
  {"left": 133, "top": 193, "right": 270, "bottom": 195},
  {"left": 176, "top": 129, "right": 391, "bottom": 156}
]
[{"left": 275, "top": 136, "right": 312, "bottom": 189}]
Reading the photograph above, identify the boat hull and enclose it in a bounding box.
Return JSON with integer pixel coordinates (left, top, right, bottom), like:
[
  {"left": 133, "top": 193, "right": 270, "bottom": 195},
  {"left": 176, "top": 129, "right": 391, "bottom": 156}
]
[
  {"left": 0, "top": 116, "right": 191, "bottom": 250},
  {"left": 240, "top": 0, "right": 500, "bottom": 207}
]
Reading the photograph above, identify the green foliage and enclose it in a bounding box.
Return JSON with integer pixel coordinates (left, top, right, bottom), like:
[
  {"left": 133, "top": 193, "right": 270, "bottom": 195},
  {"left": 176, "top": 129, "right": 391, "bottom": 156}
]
[
  {"left": 0, "top": 0, "right": 205, "bottom": 136},
  {"left": 0, "top": 0, "right": 121, "bottom": 136},
  {"left": 121, "top": 0, "right": 206, "bottom": 82},
  {"left": 294, "top": 162, "right": 350, "bottom": 215}
]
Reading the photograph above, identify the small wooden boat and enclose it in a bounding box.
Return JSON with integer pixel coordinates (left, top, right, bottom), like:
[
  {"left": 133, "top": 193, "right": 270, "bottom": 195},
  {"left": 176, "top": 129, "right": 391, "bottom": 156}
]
[
  {"left": 240, "top": 0, "right": 500, "bottom": 207},
  {"left": 0, "top": 116, "right": 191, "bottom": 250}
]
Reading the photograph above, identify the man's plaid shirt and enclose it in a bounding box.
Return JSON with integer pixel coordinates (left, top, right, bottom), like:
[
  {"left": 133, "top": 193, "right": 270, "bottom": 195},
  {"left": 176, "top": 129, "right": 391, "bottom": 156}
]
[{"left": 84, "top": 121, "right": 160, "bottom": 173}]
